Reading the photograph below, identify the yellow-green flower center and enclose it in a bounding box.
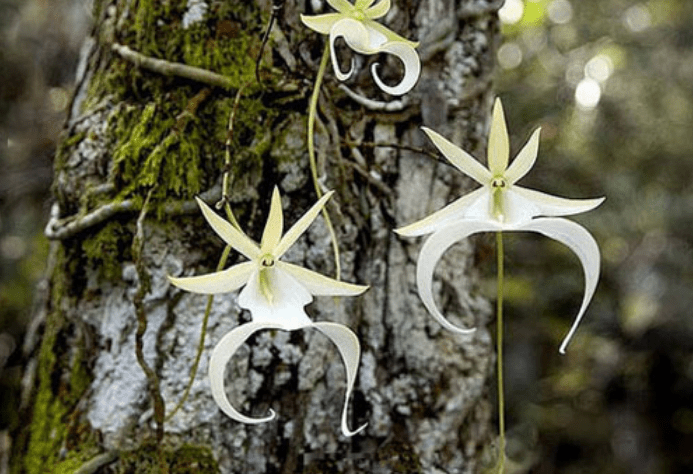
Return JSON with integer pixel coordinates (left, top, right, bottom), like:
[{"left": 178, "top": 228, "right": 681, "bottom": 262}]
[
  {"left": 259, "top": 254, "right": 276, "bottom": 303},
  {"left": 351, "top": 8, "right": 366, "bottom": 21},
  {"left": 491, "top": 177, "right": 507, "bottom": 222}
]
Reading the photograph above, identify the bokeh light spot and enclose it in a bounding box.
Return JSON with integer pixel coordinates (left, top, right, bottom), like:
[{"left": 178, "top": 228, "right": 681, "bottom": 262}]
[
  {"left": 575, "top": 77, "right": 601, "bottom": 109},
  {"left": 585, "top": 54, "right": 614, "bottom": 83},
  {"left": 499, "top": 0, "right": 524, "bottom": 25},
  {"left": 623, "top": 4, "right": 651, "bottom": 32},
  {"left": 498, "top": 42, "right": 523, "bottom": 69},
  {"left": 547, "top": 0, "right": 573, "bottom": 25}
]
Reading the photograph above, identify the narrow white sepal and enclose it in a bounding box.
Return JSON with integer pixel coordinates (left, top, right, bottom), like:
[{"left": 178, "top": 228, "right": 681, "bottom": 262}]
[
  {"left": 328, "top": 0, "right": 354, "bottom": 13},
  {"left": 417, "top": 220, "right": 503, "bottom": 334},
  {"left": 274, "top": 191, "right": 334, "bottom": 259},
  {"left": 517, "top": 218, "right": 601, "bottom": 354},
  {"left": 505, "top": 127, "right": 541, "bottom": 184},
  {"left": 488, "top": 98, "right": 509, "bottom": 175},
  {"left": 195, "top": 197, "right": 260, "bottom": 260},
  {"left": 313, "top": 322, "right": 368, "bottom": 437},
  {"left": 260, "top": 186, "right": 283, "bottom": 253},
  {"left": 365, "top": 0, "right": 390, "bottom": 19},
  {"left": 168, "top": 261, "right": 254, "bottom": 294},
  {"left": 300, "top": 13, "right": 341, "bottom": 34},
  {"left": 277, "top": 261, "right": 369, "bottom": 296},
  {"left": 512, "top": 186, "right": 605, "bottom": 217},
  {"left": 209, "top": 321, "right": 288, "bottom": 424},
  {"left": 395, "top": 187, "right": 486, "bottom": 237},
  {"left": 421, "top": 127, "right": 491, "bottom": 185}
]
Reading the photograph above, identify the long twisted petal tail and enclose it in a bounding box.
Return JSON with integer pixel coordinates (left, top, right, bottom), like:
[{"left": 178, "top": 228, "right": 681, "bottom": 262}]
[
  {"left": 329, "top": 19, "right": 368, "bottom": 81},
  {"left": 370, "top": 40, "right": 421, "bottom": 95},
  {"left": 195, "top": 197, "right": 260, "bottom": 260},
  {"left": 209, "top": 321, "right": 288, "bottom": 424},
  {"left": 278, "top": 261, "right": 369, "bottom": 296},
  {"left": 517, "top": 218, "right": 600, "bottom": 354},
  {"left": 421, "top": 127, "right": 491, "bottom": 185},
  {"left": 274, "top": 191, "right": 334, "bottom": 259},
  {"left": 261, "top": 187, "right": 283, "bottom": 253},
  {"left": 417, "top": 220, "right": 502, "bottom": 333},
  {"left": 395, "top": 187, "right": 486, "bottom": 237},
  {"left": 505, "top": 128, "right": 541, "bottom": 184},
  {"left": 511, "top": 187, "right": 605, "bottom": 217},
  {"left": 488, "top": 98, "right": 509, "bottom": 174},
  {"left": 330, "top": 19, "right": 420, "bottom": 95},
  {"left": 313, "top": 322, "right": 368, "bottom": 437},
  {"left": 168, "top": 261, "right": 255, "bottom": 294}
]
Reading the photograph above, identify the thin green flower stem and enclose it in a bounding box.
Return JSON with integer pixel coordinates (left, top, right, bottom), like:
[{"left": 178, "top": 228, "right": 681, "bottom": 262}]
[
  {"left": 308, "top": 43, "right": 341, "bottom": 280},
  {"left": 166, "top": 244, "right": 232, "bottom": 422},
  {"left": 496, "top": 231, "right": 506, "bottom": 473}
]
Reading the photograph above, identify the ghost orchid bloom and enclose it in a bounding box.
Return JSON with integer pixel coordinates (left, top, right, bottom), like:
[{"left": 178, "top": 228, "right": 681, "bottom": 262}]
[
  {"left": 300, "top": 0, "right": 420, "bottom": 95},
  {"left": 396, "top": 99, "right": 605, "bottom": 353},
  {"left": 169, "top": 187, "right": 369, "bottom": 436}
]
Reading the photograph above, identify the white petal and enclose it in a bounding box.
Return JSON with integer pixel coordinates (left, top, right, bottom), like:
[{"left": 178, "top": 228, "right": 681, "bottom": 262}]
[
  {"left": 329, "top": 19, "right": 370, "bottom": 81},
  {"left": 168, "top": 261, "right": 254, "bottom": 294},
  {"left": 417, "top": 220, "right": 503, "bottom": 333},
  {"left": 370, "top": 40, "right": 421, "bottom": 95},
  {"left": 363, "top": 20, "right": 419, "bottom": 47},
  {"left": 512, "top": 186, "right": 605, "bottom": 217},
  {"left": 278, "top": 261, "right": 369, "bottom": 296},
  {"left": 499, "top": 187, "right": 543, "bottom": 225},
  {"left": 313, "top": 322, "right": 368, "bottom": 437},
  {"left": 421, "top": 127, "right": 491, "bottom": 185},
  {"left": 354, "top": 0, "right": 375, "bottom": 10},
  {"left": 365, "top": 0, "right": 390, "bottom": 19},
  {"left": 209, "top": 321, "right": 286, "bottom": 425},
  {"left": 327, "top": 0, "right": 355, "bottom": 13},
  {"left": 261, "top": 187, "right": 283, "bottom": 253},
  {"left": 238, "top": 268, "right": 314, "bottom": 330},
  {"left": 395, "top": 187, "right": 487, "bottom": 237},
  {"left": 505, "top": 127, "right": 541, "bottom": 184},
  {"left": 488, "top": 98, "right": 509, "bottom": 175},
  {"left": 516, "top": 218, "right": 601, "bottom": 354},
  {"left": 300, "top": 13, "right": 342, "bottom": 35},
  {"left": 196, "top": 197, "right": 260, "bottom": 260},
  {"left": 274, "top": 191, "right": 334, "bottom": 259}
]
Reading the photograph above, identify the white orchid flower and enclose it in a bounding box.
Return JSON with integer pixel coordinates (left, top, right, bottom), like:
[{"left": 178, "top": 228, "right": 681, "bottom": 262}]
[
  {"left": 169, "top": 187, "right": 369, "bottom": 436},
  {"left": 300, "top": 0, "right": 420, "bottom": 95},
  {"left": 396, "top": 99, "right": 605, "bottom": 353}
]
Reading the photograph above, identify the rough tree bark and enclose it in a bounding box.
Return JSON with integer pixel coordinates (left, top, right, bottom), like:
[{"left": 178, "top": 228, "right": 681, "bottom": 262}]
[{"left": 13, "top": 0, "right": 500, "bottom": 472}]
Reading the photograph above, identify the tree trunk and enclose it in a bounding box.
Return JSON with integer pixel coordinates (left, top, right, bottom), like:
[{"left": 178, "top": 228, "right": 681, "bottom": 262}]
[{"left": 13, "top": 0, "right": 500, "bottom": 472}]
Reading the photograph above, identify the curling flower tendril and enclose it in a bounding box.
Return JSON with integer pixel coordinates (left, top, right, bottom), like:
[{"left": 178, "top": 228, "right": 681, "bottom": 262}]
[
  {"left": 301, "top": 0, "right": 420, "bottom": 95},
  {"left": 396, "top": 98, "right": 605, "bottom": 354},
  {"left": 169, "top": 187, "right": 369, "bottom": 436}
]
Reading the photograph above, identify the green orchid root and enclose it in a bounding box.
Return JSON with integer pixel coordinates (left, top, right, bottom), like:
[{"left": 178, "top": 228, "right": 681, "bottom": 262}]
[
  {"left": 308, "top": 42, "right": 342, "bottom": 280},
  {"left": 496, "top": 231, "right": 506, "bottom": 473}
]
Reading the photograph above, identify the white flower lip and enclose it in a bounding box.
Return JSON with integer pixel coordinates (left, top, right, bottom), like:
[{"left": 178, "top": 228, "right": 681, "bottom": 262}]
[
  {"left": 169, "top": 186, "right": 369, "bottom": 436},
  {"left": 301, "top": 0, "right": 420, "bottom": 95},
  {"left": 396, "top": 98, "right": 605, "bottom": 353}
]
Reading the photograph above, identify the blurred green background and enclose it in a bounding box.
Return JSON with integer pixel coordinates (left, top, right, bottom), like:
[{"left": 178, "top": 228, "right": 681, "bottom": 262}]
[
  {"left": 493, "top": 0, "right": 693, "bottom": 473},
  {"left": 1, "top": 0, "right": 692, "bottom": 472}
]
